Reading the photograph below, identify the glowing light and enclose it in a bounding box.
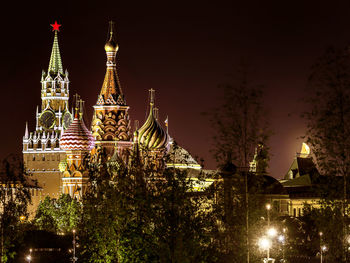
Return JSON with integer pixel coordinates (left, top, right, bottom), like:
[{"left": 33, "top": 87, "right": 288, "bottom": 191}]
[
  {"left": 19, "top": 215, "right": 26, "bottom": 221},
  {"left": 301, "top": 142, "right": 310, "bottom": 156},
  {"left": 267, "top": 227, "right": 277, "bottom": 237},
  {"left": 258, "top": 237, "right": 271, "bottom": 250},
  {"left": 278, "top": 235, "right": 285, "bottom": 243},
  {"left": 51, "top": 21, "right": 61, "bottom": 32},
  {"left": 26, "top": 255, "right": 32, "bottom": 262},
  {"left": 266, "top": 204, "right": 271, "bottom": 210},
  {"left": 322, "top": 245, "right": 327, "bottom": 251}
]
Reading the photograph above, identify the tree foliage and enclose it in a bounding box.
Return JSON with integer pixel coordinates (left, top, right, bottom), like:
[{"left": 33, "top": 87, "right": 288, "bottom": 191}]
[
  {"left": 302, "top": 46, "right": 350, "bottom": 261},
  {"left": 205, "top": 64, "right": 272, "bottom": 263},
  {"left": 303, "top": 46, "right": 350, "bottom": 180},
  {"left": 0, "top": 155, "right": 31, "bottom": 263},
  {"left": 205, "top": 64, "right": 271, "bottom": 167},
  {"left": 79, "top": 146, "right": 218, "bottom": 263},
  {"left": 34, "top": 194, "right": 81, "bottom": 234}
]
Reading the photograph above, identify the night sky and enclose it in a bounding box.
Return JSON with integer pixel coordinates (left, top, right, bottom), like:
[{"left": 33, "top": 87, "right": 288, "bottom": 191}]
[{"left": 2, "top": 1, "right": 350, "bottom": 178}]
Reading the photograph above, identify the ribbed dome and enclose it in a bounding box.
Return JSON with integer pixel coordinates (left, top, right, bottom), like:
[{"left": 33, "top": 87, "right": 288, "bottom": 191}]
[
  {"left": 138, "top": 104, "right": 168, "bottom": 150},
  {"left": 60, "top": 116, "right": 95, "bottom": 151}
]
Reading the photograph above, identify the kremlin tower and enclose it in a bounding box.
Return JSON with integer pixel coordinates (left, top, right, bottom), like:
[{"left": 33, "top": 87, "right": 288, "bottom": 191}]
[
  {"left": 23, "top": 22, "right": 72, "bottom": 199},
  {"left": 91, "top": 22, "right": 132, "bottom": 159}
]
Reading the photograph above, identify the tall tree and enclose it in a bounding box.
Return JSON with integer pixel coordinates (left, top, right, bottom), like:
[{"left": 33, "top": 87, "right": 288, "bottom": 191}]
[
  {"left": 0, "top": 155, "right": 31, "bottom": 263},
  {"left": 79, "top": 146, "right": 218, "bottom": 263},
  {"left": 205, "top": 64, "right": 271, "bottom": 263},
  {"left": 303, "top": 46, "right": 350, "bottom": 261}
]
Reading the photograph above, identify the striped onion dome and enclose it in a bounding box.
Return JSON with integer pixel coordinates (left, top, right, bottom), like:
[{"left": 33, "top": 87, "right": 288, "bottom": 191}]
[
  {"left": 60, "top": 116, "right": 95, "bottom": 151},
  {"left": 138, "top": 103, "right": 168, "bottom": 150}
]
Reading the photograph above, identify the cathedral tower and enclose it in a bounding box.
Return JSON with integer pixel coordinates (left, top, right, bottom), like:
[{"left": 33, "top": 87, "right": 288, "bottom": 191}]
[
  {"left": 60, "top": 98, "right": 95, "bottom": 199},
  {"left": 23, "top": 22, "right": 72, "bottom": 199},
  {"left": 91, "top": 22, "right": 132, "bottom": 158}
]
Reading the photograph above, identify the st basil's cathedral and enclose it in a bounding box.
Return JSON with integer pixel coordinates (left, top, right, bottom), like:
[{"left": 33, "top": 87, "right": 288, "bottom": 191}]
[{"left": 22, "top": 22, "right": 201, "bottom": 215}]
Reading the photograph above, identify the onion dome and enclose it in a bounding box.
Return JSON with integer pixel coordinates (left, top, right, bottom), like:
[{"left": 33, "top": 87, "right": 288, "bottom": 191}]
[
  {"left": 105, "top": 38, "right": 118, "bottom": 52},
  {"left": 104, "top": 22, "right": 119, "bottom": 53},
  {"left": 60, "top": 116, "right": 95, "bottom": 151},
  {"left": 138, "top": 92, "right": 168, "bottom": 150}
]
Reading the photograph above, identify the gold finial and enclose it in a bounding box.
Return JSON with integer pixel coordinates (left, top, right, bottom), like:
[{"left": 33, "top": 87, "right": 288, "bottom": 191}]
[
  {"left": 154, "top": 107, "right": 159, "bottom": 121},
  {"left": 149, "top": 88, "right": 155, "bottom": 106},
  {"left": 79, "top": 99, "right": 84, "bottom": 120},
  {"left": 109, "top": 21, "right": 114, "bottom": 40},
  {"left": 134, "top": 120, "right": 139, "bottom": 130},
  {"left": 104, "top": 21, "right": 118, "bottom": 52},
  {"left": 73, "top": 94, "right": 81, "bottom": 118}
]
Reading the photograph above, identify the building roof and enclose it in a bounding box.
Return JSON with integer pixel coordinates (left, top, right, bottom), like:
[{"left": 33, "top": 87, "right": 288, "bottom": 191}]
[
  {"left": 166, "top": 142, "right": 201, "bottom": 169},
  {"left": 48, "top": 30, "right": 63, "bottom": 75},
  {"left": 60, "top": 115, "right": 95, "bottom": 151}
]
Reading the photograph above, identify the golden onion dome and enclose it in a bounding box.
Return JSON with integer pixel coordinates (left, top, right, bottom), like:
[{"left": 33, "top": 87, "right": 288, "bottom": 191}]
[
  {"left": 138, "top": 103, "right": 168, "bottom": 150},
  {"left": 104, "top": 39, "right": 118, "bottom": 52}
]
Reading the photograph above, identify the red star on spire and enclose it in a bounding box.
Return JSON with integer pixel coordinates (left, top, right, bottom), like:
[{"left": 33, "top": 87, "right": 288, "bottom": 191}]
[{"left": 50, "top": 21, "right": 61, "bottom": 32}]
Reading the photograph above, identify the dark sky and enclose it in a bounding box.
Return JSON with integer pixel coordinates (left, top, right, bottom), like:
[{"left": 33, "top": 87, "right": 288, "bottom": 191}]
[{"left": 2, "top": 1, "right": 350, "bottom": 178}]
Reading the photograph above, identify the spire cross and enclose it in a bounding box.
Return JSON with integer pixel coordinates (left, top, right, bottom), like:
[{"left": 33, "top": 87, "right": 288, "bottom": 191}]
[
  {"left": 149, "top": 89, "right": 155, "bottom": 105},
  {"left": 108, "top": 21, "right": 114, "bottom": 39},
  {"left": 74, "top": 94, "right": 80, "bottom": 109},
  {"left": 154, "top": 107, "right": 159, "bottom": 121},
  {"left": 79, "top": 99, "right": 84, "bottom": 120}
]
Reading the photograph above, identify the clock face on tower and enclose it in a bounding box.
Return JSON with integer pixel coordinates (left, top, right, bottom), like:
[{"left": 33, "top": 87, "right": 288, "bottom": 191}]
[
  {"left": 39, "top": 110, "right": 56, "bottom": 129},
  {"left": 63, "top": 112, "right": 72, "bottom": 129}
]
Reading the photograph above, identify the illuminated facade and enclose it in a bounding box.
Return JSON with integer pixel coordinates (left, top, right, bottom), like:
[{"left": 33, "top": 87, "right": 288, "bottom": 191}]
[
  {"left": 22, "top": 22, "right": 202, "bottom": 211},
  {"left": 23, "top": 22, "right": 72, "bottom": 202}
]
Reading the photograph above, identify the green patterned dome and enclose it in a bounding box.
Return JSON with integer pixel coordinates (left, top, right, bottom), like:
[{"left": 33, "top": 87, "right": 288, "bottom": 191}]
[{"left": 138, "top": 103, "right": 168, "bottom": 150}]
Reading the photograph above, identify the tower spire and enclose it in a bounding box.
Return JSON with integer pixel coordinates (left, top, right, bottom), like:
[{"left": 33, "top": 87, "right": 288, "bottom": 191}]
[
  {"left": 96, "top": 21, "right": 124, "bottom": 106},
  {"left": 48, "top": 22, "right": 63, "bottom": 75},
  {"left": 24, "top": 122, "right": 29, "bottom": 139}
]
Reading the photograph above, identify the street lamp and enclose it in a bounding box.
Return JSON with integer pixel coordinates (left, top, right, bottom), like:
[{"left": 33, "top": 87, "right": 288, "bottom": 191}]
[
  {"left": 266, "top": 204, "right": 271, "bottom": 227},
  {"left": 267, "top": 227, "right": 277, "bottom": 238},
  {"left": 26, "top": 248, "right": 32, "bottom": 263},
  {"left": 319, "top": 232, "right": 324, "bottom": 263},
  {"left": 72, "top": 229, "right": 78, "bottom": 263},
  {"left": 259, "top": 236, "right": 271, "bottom": 259},
  {"left": 278, "top": 235, "right": 285, "bottom": 262},
  {"left": 321, "top": 245, "right": 327, "bottom": 263}
]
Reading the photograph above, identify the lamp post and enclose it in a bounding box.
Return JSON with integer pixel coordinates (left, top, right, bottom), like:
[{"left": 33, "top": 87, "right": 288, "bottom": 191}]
[
  {"left": 259, "top": 237, "right": 271, "bottom": 260},
  {"left": 321, "top": 245, "right": 326, "bottom": 263},
  {"left": 72, "top": 229, "right": 77, "bottom": 263},
  {"left": 26, "top": 248, "right": 32, "bottom": 263},
  {"left": 266, "top": 203, "right": 271, "bottom": 227},
  {"left": 319, "top": 232, "right": 323, "bottom": 263},
  {"left": 278, "top": 234, "right": 285, "bottom": 262},
  {"left": 265, "top": 204, "right": 272, "bottom": 260}
]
